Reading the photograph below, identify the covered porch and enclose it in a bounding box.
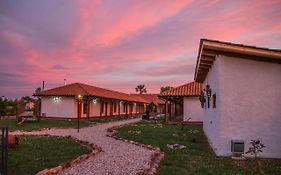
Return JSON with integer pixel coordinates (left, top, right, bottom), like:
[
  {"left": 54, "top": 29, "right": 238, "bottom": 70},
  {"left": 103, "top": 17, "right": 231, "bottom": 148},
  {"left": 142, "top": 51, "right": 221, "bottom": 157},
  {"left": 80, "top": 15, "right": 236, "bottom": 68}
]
[
  {"left": 159, "top": 82, "right": 203, "bottom": 123},
  {"left": 161, "top": 96, "right": 183, "bottom": 122}
]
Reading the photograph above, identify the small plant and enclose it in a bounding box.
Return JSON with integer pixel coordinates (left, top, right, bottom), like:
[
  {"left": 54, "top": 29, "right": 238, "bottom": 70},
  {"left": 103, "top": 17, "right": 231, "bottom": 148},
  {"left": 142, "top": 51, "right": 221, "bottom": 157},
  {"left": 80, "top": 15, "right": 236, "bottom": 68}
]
[
  {"left": 245, "top": 140, "right": 265, "bottom": 174},
  {"left": 246, "top": 140, "right": 265, "bottom": 158},
  {"left": 191, "top": 136, "right": 197, "bottom": 143}
]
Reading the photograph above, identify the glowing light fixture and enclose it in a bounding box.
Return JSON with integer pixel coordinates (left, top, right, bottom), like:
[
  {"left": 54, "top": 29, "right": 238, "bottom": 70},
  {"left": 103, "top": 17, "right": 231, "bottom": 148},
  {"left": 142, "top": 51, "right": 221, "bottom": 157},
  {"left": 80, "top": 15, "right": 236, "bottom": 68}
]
[
  {"left": 120, "top": 101, "right": 123, "bottom": 105},
  {"left": 93, "top": 98, "right": 98, "bottom": 104},
  {"left": 53, "top": 96, "right": 62, "bottom": 103}
]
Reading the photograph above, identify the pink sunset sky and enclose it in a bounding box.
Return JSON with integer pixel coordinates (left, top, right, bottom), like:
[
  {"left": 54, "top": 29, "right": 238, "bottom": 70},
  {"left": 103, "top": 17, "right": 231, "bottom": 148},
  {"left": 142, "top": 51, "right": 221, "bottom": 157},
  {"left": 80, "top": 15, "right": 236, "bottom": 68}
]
[{"left": 1, "top": 0, "right": 281, "bottom": 98}]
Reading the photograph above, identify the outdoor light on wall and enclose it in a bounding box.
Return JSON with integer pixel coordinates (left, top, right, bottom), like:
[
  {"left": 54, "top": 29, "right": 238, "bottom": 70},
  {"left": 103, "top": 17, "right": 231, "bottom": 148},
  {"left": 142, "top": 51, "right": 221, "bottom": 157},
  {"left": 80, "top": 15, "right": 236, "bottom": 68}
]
[
  {"left": 75, "top": 94, "right": 83, "bottom": 102},
  {"left": 206, "top": 84, "right": 212, "bottom": 108},
  {"left": 77, "top": 94, "right": 82, "bottom": 100},
  {"left": 120, "top": 101, "right": 123, "bottom": 105},
  {"left": 93, "top": 98, "right": 98, "bottom": 105},
  {"left": 199, "top": 90, "right": 206, "bottom": 108},
  {"left": 53, "top": 96, "right": 62, "bottom": 103},
  {"left": 206, "top": 84, "right": 212, "bottom": 99},
  {"left": 134, "top": 103, "right": 137, "bottom": 106}
]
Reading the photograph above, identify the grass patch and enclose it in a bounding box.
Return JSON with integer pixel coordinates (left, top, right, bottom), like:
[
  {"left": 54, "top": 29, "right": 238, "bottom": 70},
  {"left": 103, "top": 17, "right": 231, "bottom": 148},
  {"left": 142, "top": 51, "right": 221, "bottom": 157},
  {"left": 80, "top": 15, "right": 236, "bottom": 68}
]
[
  {"left": 117, "top": 119, "right": 281, "bottom": 175},
  {"left": 90, "top": 115, "right": 140, "bottom": 124},
  {"left": 7, "top": 136, "right": 91, "bottom": 175},
  {"left": 0, "top": 119, "right": 92, "bottom": 131}
]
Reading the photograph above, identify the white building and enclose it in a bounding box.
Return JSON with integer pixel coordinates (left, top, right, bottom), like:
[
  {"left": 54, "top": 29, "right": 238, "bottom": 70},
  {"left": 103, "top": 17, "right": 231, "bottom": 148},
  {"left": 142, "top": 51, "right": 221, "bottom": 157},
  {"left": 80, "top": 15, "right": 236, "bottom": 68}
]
[
  {"left": 34, "top": 82, "right": 147, "bottom": 119},
  {"left": 194, "top": 39, "right": 281, "bottom": 158},
  {"left": 159, "top": 82, "right": 203, "bottom": 123}
]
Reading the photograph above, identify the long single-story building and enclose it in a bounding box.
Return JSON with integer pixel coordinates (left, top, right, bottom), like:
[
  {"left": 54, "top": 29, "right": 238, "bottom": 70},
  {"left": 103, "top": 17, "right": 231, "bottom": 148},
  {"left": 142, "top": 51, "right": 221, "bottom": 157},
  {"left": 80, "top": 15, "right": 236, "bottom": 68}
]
[
  {"left": 131, "top": 94, "right": 165, "bottom": 114},
  {"left": 34, "top": 82, "right": 148, "bottom": 119},
  {"left": 194, "top": 39, "right": 281, "bottom": 158},
  {"left": 159, "top": 82, "right": 203, "bottom": 123}
]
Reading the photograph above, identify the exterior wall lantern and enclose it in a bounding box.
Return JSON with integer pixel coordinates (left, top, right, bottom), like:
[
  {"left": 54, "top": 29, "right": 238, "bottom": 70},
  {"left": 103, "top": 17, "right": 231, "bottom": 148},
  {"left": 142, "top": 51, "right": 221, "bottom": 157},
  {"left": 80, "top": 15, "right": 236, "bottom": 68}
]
[
  {"left": 199, "top": 90, "right": 206, "bottom": 108},
  {"left": 75, "top": 94, "right": 83, "bottom": 132},
  {"left": 93, "top": 98, "right": 98, "bottom": 105},
  {"left": 206, "top": 84, "right": 212, "bottom": 108},
  {"left": 53, "top": 96, "right": 62, "bottom": 103}
]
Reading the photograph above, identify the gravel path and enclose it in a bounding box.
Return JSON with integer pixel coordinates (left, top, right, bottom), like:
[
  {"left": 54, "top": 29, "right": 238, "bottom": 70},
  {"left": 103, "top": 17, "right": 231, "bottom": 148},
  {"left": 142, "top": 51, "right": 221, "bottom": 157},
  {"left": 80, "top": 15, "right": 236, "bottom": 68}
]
[{"left": 13, "top": 118, "right": 154, "bottom": 175}]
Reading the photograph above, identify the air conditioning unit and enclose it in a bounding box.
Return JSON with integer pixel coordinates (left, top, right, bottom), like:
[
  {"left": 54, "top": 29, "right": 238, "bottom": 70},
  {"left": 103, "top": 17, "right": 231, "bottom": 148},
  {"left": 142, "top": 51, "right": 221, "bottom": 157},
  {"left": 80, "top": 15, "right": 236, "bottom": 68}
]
[{"left": 231, "top": 140, "right": 244, "bottom": 155}]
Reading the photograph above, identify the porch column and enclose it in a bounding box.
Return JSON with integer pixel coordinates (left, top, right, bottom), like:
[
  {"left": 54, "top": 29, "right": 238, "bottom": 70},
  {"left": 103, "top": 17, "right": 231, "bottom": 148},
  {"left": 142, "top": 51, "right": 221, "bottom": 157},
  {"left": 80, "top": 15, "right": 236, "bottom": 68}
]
[
  {"left": 87, "top": 99, "right": 90, "bottom": 120},
  {"left": 125, "top": 102, "right": 128, "bottom": 117},
  {"left": 100, "top": 98, "right": 102, "bottom": 119},
  {"left": 174, "top": 102, "right": 177, "bottom": 120},
  {"left": 169, "top": 101, "right": 172, "bottom": 121},
  {"left": 110, "top": 100, "right": 113, "bottom": 116},
  {"left": 118, "top": 101, "right": 120, "bottom": 116},
  {"left": 165, "top": 101, "right": 168, "bottom": 122},
  {"left": 105, "top": 101, "right": 108, "bottom": 117}
]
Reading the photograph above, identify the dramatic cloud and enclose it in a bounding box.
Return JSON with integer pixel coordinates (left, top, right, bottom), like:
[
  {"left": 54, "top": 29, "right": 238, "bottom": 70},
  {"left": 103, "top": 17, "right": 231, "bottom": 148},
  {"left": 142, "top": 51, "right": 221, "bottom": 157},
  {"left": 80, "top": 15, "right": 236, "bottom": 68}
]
[{"left": 0, "top": 0, "right": 281, "bottom": 98}]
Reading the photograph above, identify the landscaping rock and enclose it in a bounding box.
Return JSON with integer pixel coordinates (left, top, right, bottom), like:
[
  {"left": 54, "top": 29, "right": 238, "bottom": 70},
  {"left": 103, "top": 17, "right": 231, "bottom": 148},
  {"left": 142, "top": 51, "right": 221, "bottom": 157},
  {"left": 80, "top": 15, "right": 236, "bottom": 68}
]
[
  {"left": 8, "top": 134, "right": 19, "bottom": 148},
  {"left": 167, "top": 144, "right": 186, "bottom": 149}
]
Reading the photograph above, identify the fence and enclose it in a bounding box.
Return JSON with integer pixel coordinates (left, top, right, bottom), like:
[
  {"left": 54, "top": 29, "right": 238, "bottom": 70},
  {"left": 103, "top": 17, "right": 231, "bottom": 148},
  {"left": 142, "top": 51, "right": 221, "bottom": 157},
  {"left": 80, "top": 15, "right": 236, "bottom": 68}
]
[{"left": 0, "top": 126, "right": 8, "bottom": 175}]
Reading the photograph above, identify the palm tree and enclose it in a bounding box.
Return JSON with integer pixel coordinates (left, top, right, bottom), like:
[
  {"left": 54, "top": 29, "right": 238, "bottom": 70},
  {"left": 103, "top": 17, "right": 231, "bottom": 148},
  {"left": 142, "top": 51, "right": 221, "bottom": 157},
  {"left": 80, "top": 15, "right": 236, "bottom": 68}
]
[
  {"left": 160, "top": 86, "right": 173, "bottom": 93},
  {"left": 135, "top": 85, "right": 147, "bottom": 94}
]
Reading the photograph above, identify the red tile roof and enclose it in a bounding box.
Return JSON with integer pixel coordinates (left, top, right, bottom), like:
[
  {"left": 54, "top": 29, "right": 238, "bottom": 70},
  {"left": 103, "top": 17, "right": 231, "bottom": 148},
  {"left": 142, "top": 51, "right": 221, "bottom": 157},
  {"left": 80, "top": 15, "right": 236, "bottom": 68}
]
[
  {"left": 34, "top": 82, "right": 148, "bottom": 103},
  {"left": 194, "top": 39, "right": 281, "bottom": 83},
  {"left": 159, "top": 82, "right": 202, "bottom": 97},
  {"left": 130, "top": 94, "right": 165, "bottom": 105}
]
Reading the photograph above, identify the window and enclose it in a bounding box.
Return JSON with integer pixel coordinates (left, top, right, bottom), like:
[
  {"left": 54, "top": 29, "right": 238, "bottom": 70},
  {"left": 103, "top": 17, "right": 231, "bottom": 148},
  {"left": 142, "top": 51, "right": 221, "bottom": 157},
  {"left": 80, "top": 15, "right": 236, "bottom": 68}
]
[
  {"left": 83, "top": 102, "right": 87, "bottom": 114},
  {"left": 101, "top": 102, "right": 104, "bottom": 113},
  {"left": 113, "top": 103, "right": 117, "bottom": 113},
  {"left": 213, "top": 94, "right": 216, "bottom": 108},
  {"left": 123, "top": 104, "right": 126, "bottom": 112},
  {"left": 231, "top": 140, "right": 244, "bottom": 155}
]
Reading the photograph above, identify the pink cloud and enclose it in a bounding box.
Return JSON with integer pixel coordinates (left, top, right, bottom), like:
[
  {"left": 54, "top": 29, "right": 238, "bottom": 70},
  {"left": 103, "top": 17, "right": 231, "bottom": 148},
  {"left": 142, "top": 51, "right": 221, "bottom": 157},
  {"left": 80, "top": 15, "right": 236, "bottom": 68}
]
[{"left": 0, "top": 0, "right": 281, "bottom": 98}]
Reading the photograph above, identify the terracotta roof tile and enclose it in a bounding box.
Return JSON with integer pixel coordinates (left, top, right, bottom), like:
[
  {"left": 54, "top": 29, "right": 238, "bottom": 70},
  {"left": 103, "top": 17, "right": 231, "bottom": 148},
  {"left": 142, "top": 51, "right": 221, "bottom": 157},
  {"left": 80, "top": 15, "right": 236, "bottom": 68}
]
[
  {"left": 34, "top": 82, "right": 148, "bottom": 103},
  {"left": 130, "top": 94, "right": 165, "bottom": 105},
  {"left": 159, "top": 82, "right": 202, "bottom": 97}
]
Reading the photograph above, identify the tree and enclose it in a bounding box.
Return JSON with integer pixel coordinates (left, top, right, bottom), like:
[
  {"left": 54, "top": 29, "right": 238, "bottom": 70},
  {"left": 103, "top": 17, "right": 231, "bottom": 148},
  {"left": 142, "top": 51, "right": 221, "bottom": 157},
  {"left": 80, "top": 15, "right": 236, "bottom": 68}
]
[
  {"left": 135, "top": 85, "right": 147, "bottom": 94},
  {"left": 246, "top": 140, "right": 265, "bottom": 174},
  {"left": 160, "top": 86, "right": 173, "bottom": 93},
  {"left": 35, "top": 87, "right": 41, "bottom": 94}
]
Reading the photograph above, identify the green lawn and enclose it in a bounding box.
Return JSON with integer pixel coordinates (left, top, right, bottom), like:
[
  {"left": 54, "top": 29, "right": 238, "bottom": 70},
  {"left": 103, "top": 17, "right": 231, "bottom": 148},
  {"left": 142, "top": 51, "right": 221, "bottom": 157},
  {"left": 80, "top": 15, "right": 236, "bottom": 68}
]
[
  {"left": 7, "top": 136, "right": 91, "bottom": 175},
  {"left": 117, "top": 119, "right": 281, "bottom": 175},
  {"left": 0, "top": 119, "right": 92, "bottom": 131},
  {"left": 90, "top": 115, "right": 140, "bottom": 124},
  {"left": 0, "top": 115, "right": 141, "bottom": 132}
]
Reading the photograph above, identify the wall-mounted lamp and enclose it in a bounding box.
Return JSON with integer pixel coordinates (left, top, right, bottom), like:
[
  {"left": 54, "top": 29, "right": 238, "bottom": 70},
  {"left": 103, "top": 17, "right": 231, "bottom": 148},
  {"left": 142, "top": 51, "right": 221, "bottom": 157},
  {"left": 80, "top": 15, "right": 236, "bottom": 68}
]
[
  {"left": 53, "top": 96, "right": 62, "bottom": 103},
  {"left": 93, "top": 98, "right": 98, "bottom": 105}
]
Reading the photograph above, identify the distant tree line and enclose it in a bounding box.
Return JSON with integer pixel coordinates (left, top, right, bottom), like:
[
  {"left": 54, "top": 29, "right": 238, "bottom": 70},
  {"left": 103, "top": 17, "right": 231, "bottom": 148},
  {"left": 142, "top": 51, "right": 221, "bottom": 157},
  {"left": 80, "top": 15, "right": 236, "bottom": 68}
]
[
  {"left": 0, "top": 96, "right": 35, "bottom": 116},
  {"left": 0, "top": 97, "right": 17, "bottom": 116},
  {"left": 160, "top": 86, "right": 173, "bottom": 93}
]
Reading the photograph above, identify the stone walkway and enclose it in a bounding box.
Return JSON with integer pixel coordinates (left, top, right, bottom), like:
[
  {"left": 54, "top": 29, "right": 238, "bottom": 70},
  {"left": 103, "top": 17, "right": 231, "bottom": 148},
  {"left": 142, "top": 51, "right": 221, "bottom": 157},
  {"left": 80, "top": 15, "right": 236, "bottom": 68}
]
[{"left": 13, "top": 118, "right": 154, "bottom": 175}]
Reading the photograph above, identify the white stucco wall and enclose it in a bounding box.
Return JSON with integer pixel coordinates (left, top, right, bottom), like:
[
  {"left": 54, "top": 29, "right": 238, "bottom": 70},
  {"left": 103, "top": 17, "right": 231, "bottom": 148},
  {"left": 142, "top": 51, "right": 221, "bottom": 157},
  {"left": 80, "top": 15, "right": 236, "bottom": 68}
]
[
  {"left": 183, "top": 97, "right": 203, "bottom": 122},
  {"left": 41, "top": 96, "right": 76, "bottom": 118},
  {"left": 89, "top": 100, "right": 101, "bottom": 117},
  {"left": 205, "top": 55, "right": 281, "bottom": 158},
  {"left": 202, "top": 57, "right": 222, "bottom": 155}
]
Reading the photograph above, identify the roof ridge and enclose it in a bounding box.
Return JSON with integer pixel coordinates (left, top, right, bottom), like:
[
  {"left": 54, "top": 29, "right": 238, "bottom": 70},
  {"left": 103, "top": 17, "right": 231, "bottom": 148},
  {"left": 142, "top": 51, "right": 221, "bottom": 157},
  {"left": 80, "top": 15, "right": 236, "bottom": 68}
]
[
  {"left": 75, "top": 83, "right": 91, "bottom": 96},
  {"left": 78, "top": 82, "right": 131, "bottom": 96},
  {"left": 161, "top": 82, "right": 196, "bottom": 95},
  {"left": 201, "top": 38, "right": 281, "bottom": 52}
]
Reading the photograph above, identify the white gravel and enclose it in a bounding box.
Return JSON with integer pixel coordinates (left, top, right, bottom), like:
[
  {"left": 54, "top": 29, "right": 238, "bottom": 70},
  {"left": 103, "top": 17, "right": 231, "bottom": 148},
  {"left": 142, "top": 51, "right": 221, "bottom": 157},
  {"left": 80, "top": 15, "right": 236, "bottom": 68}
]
[{"left": 13, "top": 118, "right": 154, "bottom": 175}]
